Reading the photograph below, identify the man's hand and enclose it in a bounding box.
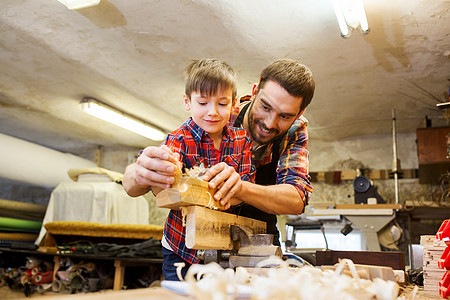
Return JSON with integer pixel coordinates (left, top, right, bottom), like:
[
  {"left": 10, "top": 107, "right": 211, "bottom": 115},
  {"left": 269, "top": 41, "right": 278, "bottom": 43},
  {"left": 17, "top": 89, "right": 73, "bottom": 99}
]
[
  {"left": 123, "top": 145, "right": 182, "bottom": 197},
  {"left": 202, "top": 162, "right": 242, "bottom": 209}
]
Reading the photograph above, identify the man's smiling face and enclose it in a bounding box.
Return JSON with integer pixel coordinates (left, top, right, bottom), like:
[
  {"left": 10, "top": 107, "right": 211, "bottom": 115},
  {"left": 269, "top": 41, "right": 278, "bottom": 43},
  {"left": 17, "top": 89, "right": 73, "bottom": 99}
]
[{"left": 246, "top": 80, "right": 303, "bottom": 145}]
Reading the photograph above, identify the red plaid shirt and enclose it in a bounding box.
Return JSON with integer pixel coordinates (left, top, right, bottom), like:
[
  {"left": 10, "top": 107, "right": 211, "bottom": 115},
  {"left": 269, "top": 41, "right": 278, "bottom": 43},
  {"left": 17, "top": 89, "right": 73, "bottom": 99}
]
[
  {"left": 163, "top": 118, "right": 255, "bottom": 264},
  {"left": 228, "top": 96, "right": 313, "bottom": 210}
]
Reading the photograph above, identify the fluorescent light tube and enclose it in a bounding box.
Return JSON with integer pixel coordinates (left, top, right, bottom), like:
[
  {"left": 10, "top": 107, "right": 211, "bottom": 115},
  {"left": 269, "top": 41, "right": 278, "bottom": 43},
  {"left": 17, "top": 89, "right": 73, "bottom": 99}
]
[
  {"left": 355, "top": 0, "right": 369, "bottom": 33},
  {"left": 332, "top": 0, "right": 369, "bottom": 37},
  {"left": 332, "top": 0, "right": 350, "bottom": 37},
  {"left": 56, "top": 0, "right": 101, "bottom": 10},
  {"left": 81, "top": 98, "right": 166, "bottom": 141}
]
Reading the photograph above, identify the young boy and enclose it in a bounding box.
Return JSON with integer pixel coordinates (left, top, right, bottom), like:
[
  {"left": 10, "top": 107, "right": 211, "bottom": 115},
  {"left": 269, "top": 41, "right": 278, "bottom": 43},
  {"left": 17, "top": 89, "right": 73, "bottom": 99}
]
[{"left": 155, "top": 59, "right": 255, "bottom": 280}]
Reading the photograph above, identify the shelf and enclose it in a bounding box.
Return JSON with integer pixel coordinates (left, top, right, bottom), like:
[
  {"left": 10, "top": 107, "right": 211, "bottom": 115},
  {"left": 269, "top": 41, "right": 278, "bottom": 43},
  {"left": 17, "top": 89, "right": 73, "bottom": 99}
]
[{"left": 0, "top": 247, "right": 162, "bottom": 291}]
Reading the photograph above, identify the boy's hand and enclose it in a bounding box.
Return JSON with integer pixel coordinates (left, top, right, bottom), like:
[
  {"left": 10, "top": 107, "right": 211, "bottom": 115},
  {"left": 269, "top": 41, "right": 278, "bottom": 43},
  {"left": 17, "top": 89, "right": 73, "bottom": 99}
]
[
  {"left": 202, "top": 162, "right": 242, "bottom": 209},
  {"left": 135, "top": 145, "right": 182, "bottom": 189}
]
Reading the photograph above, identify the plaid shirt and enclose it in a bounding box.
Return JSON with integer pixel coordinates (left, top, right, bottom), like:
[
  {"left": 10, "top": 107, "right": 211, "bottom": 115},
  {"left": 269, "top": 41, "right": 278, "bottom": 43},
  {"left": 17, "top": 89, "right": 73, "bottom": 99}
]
[
  {"left": 228, "top": 95, "right": 313, "bottom": 210},
  {"left": 163, "top": 118, "right": 255, "bottom": 264}
]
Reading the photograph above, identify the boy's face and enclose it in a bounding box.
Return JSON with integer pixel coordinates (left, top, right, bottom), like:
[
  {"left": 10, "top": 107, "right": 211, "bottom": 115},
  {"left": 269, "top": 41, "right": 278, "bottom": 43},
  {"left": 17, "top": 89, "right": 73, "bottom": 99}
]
[{"left": 184, "top": 88, "right": 235, "bottom": 140}]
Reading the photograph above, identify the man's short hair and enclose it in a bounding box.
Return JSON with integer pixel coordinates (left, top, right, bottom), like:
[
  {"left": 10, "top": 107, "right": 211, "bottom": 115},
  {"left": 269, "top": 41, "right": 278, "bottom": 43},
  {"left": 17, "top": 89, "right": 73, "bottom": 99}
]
[
  {"left": 185, "top": 59, "right": 237, "bottom": 100},
  {"left": 259, "top": 59, "right": 315, "bottom": 112}
]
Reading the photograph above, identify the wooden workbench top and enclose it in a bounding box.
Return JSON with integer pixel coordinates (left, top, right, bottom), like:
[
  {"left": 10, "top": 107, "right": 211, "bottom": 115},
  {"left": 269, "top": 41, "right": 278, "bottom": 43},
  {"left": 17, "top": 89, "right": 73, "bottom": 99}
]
[
  {"left": 335, "top": 204, "right": 403, "bottom": 209},
  {"left": 36, "top": 287, "right": 186, "bottom": 300},
  {"left": 33, "top": 285, "right": 442, "bottom": 300}
]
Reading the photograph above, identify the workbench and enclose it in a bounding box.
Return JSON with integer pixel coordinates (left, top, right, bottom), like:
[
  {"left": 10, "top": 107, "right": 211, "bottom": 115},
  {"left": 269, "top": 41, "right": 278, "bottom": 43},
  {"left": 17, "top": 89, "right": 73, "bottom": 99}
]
[
  {"left": 306, "top": 204, "right": 402, "bottom": 251},
  {"left": 33, "top": 285, "right": 441, "bottom": 300}
]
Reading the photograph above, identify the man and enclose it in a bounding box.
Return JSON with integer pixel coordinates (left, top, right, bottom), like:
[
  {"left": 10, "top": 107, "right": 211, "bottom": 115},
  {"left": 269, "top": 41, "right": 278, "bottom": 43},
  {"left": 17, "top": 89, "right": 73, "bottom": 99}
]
[{"left": 123, "top": 59, "right": 315, "bottom": 246}]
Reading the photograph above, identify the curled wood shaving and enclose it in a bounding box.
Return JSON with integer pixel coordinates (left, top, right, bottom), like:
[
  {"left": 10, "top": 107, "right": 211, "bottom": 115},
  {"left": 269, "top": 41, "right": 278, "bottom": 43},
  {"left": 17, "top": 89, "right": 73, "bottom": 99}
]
[
  {"left": 181, "top": 256, "right": 416, "bottom": 300},
  {"left": 185, "top": 163, "right": 210, "bottom": 179}
]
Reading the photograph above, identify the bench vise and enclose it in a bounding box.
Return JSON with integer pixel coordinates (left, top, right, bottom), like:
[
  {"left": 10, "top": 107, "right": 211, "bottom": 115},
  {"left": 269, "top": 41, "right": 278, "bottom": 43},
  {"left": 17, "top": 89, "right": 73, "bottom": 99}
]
[{"left": 198, "top": 225, "right": 282, "bottom": 269}]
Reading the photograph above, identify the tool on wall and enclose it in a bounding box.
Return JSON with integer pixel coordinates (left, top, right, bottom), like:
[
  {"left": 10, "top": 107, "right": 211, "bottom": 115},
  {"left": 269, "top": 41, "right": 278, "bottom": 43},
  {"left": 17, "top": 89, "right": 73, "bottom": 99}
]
[{"left": 353, "top": 175, "right": 385, "bottom": 204}]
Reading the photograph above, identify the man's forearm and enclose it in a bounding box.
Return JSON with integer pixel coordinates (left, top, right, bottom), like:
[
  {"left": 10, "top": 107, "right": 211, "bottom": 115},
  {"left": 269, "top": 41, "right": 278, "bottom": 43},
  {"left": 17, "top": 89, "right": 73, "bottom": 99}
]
[
  {"left": 235, "top": 181, "right": 305, "bottom": 215},
  {"left": 122, "top": 163, "right": 150, "bottom": 197}
]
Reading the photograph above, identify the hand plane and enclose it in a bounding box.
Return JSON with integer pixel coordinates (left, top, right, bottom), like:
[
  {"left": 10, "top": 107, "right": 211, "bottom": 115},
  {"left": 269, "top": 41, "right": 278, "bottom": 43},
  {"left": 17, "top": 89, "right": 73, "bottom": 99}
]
[{"left": 156, "top": 164, "right": 225, "bottom": 210}]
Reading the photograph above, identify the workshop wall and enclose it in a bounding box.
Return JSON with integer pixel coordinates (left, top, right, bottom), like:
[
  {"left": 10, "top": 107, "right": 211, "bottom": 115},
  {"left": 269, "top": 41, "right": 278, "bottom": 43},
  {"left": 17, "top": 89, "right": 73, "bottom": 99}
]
[
  {"left": 307, "top": 133, "right": 430, "bottom": 205},
  {"left": 308, "top": 133, "right": 418, "bottom": 171},
  {"left": 0, "top": 131, "right": 444, "bottom": 225}
]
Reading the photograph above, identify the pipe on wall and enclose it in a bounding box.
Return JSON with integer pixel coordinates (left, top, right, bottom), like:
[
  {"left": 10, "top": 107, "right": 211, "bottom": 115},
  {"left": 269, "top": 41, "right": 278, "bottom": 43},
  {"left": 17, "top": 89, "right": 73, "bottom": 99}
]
[{"left": 0, "top": 133, "right": 97, "bottom": 188}]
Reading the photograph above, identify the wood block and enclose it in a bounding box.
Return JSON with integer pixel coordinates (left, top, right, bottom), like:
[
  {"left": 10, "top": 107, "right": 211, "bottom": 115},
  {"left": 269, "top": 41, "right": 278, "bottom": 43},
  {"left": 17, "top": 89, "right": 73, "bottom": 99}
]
[
  {"left": 393, "top": 270, "right": 406, "bottom": 284},
  {"left": 37, "top": 246, "right": 58, "bottom": 254},
  {"left": 184, "top": 206, "right": 266, "bottom": 250},
  {"left": 421, "top": 235, "right": 448, "bottom": 248},
  {"left": 156, "top": 176, "right": 224, "bottom": 210},
  {"left": 113, "top": 260, "right": 125, "bottom": 291},
  {"left": 353, "top": 264, "right": 396, "bottom": 282},
  {"left": 309, "top": 172, "right": 318, "bottom": 183},
  {"left": 340, "top": 170, "right": 356, "bottom": 181},
  {"left": 321, "top": 264, "right": 398, "bottom": 283},
  {"left": 368, "top": 169, "right": 388, "bottom": 180},
  {"left": 402, "top": 169, "right": 418, "bottom": 179},
  {"left": 324, "top": 172, "right": 335, "bottom": 184},
  {"left": 316, "top": 172, "right": 325, "bottom": 182}
]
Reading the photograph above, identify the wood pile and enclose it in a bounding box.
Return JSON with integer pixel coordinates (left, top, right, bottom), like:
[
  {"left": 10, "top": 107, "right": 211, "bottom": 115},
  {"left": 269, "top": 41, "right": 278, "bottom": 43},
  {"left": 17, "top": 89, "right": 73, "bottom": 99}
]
[{"left": 421, "top": 235, "right": 447, "bottom": 296}]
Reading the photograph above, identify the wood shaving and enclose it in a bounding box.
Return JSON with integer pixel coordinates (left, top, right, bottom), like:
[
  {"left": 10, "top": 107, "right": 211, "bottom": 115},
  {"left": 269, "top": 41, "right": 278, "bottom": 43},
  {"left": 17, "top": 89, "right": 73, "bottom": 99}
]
[
  {"left": 185, "top": 163, "right": 210, "bottom": 179},
  {"left": 181, "top": 256, "right": 418, "bottom": 300}
]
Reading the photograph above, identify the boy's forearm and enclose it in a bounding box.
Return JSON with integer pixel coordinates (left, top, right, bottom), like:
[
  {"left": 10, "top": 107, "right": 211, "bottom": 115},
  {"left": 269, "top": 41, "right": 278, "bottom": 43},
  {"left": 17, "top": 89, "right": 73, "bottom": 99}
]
[{"left": 235, "top": 181, "right": 304, "bottom": 215}]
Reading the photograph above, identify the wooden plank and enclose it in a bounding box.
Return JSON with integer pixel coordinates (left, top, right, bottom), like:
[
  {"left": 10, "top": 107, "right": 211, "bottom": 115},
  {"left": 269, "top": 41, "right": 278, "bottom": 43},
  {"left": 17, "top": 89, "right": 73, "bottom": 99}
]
[
  {"left": 368, "top": 169, "right": 389, "bottom": 180},
  {"left": 308, "top": 202, "right": 336, "bottom": 209},
  {"left": 321, "top": 264, "right": 397, "bottom": 282},
  {"left": 24, "top": 285, "right": 442, "bottom": 300},
  {"left": 311, "top": 208, "right": 394, "bottom": 216},
  {"left": 114, "top": 260, "right": 125, "bottom": 291},
  {"left": 32, "top": 287, "right": 188, "bottom": 300},
  {"left": 316, "top": 172, "right": 325, "bottom": 182},
  {"left": 315, "top": 250, "right": 405, "bottom": 270},
  {"left": 184, "top": 206, "right": 266, "bottom": 250},
  {"left": 340, "top": 170, "right": 356, "bottom": 180},
  {"left": 335, "top": 204, "right": 403, "bottom": 210},
  {"left": 421, "top": 234, "right": 446, "bottom": 294}
]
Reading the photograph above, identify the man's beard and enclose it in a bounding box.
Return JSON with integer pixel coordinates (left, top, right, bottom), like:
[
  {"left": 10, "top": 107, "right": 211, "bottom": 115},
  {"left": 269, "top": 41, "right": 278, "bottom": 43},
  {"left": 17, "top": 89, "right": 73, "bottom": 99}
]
[{"left": 247, "top": 106, "right": 281, "bottom": 146}]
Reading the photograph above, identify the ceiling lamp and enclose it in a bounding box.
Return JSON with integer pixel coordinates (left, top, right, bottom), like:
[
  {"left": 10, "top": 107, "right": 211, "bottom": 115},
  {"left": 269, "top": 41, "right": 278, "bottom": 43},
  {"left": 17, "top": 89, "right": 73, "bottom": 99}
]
[
  {"left": 56, "top": 0, "right": 101, "bottom": 10},
  {"left": 80, "top": 98, "right": 166, "bottom": 141},
  {"left": 332, "top": 0, "right": 369, "bottom": 38}
]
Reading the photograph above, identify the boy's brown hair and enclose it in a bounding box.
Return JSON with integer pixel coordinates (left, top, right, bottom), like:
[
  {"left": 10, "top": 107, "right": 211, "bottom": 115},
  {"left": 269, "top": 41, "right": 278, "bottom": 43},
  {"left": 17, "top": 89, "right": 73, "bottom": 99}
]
[
  {"left": 185, "top": 59, "right": 237, "bottom": 100},
  {"left": 258, "top": 59, "right": 315, "bottom": 113}
]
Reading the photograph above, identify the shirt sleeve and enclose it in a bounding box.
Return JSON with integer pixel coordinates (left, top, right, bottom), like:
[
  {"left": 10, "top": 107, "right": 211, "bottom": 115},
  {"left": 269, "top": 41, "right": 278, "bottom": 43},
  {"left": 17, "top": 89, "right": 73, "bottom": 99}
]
[
  {"left": 164, "top": 133, "right": 184, "bottom": 163},
  {"left": 238, "top": 134, "right": 256, "bottom": 183},
  {"left": 276, "top": 122, "right": 313, "bottom": 210}
]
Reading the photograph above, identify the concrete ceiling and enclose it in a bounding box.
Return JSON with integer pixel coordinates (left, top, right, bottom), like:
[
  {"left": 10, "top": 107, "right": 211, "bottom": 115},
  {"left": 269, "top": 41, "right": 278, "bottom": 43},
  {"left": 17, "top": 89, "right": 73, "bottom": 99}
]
[{"left": 0, "top": 0, "right": 449, "bottom": 157}]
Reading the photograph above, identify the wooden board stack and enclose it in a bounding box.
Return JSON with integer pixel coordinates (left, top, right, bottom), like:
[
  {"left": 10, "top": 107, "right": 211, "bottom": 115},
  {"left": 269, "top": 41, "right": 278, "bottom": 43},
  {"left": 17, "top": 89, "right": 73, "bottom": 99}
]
[{"left": 421, "top": 235, "right": 447, "bottom": 296}]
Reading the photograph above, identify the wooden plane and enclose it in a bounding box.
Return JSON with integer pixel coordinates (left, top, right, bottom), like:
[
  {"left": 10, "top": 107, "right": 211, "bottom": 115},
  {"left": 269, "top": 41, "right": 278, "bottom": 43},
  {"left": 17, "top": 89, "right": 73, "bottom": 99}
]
[{"left": 155, "top": 167, "right": 225, "bottom": 210}]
